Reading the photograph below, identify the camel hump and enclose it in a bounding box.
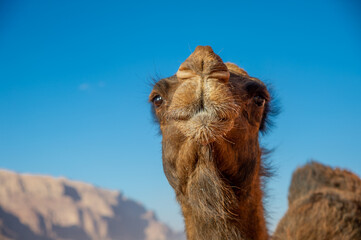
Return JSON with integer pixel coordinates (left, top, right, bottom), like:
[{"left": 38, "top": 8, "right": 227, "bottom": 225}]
[
  {"left": 176, "top": 45, "right": 230, "bottom": 82},
  {"left": 288, "top": 161, "right": 361, "bottom": 204}
]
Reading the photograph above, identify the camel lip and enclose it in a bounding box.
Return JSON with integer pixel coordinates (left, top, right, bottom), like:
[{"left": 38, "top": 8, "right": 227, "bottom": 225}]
[
  {"left": 168, "top": 110, "right": 231, "bottom": 123},
  {"left": 167, "top": 100, "right": 240, "bottom": 124},
  {"left": 173, "top": 111, "right": 235, "bottom": 145}
]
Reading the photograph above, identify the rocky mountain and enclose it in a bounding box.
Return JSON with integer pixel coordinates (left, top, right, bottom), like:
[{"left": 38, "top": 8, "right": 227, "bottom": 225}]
[{"left": 0, "top": 169, "right": 185, "bottom": 240}]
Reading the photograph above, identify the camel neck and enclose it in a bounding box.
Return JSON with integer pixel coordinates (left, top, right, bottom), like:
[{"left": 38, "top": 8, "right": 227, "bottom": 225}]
[{"left": 179, "top": 145, "right": 268, "bottom": 240}]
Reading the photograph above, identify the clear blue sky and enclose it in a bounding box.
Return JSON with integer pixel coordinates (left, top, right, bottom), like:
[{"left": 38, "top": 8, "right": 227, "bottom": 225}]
[{"left": 1, "top": 0, "right": 360, "bottom": 232}]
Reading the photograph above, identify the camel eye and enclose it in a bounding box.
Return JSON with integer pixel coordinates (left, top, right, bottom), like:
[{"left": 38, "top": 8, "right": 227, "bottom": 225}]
[
  {"left": 254, "top": 95, "right": 265, "bottom": 107},
  {"left": 152, "top": 95, "right": 163, "bottom": 108}
]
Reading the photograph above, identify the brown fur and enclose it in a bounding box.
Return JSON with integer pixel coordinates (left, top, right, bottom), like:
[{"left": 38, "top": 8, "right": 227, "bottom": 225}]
[
  {"left": 149, "top": 46, "right": 361, "bottom": 239},
  {"left": 149, "top": 46, "right": 271, "bottom": 240},
  {"left": 273, "top": 162, "right": 361, "bottom": 240},
  {"left": 287, "top": 161, "right": 361, "bottom": 204}
]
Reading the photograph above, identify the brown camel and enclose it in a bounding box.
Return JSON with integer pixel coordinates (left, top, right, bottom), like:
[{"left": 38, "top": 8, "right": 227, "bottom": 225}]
[
  {"left": 149, "top": 46, "right": 361, "bottom": 240},
  {"left": 273, "top": 162, "right": 361, "bottom": 240},
  {"left": 149, "top": 46, "right": 274, "bottom": 240}
]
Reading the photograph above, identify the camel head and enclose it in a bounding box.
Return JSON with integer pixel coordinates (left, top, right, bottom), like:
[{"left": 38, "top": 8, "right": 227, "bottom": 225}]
[
  {"left": 149, "top": 45, "right": 271, "bottom": 163},
  {"left": 149, "top": 46, "right": 272, "bottom": 240}
]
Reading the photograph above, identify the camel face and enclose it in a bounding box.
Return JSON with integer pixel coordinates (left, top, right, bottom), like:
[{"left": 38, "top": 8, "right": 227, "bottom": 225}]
[{"left": 150, "top": 46, "right": 270, "bottom": 147}]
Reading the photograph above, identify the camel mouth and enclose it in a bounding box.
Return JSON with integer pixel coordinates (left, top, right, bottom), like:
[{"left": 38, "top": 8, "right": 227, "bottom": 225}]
[
  {"left": 168, "top": 110, "right": 230, "bottom": 122},
  {"left": 173, "top": 110, "right": 236, "bottom": 145},
  {"left": 167, "top": 91, "right": 240, "bottom": 145},
  {"left": 170, "top": 111, "right": 231, "bottom": 123},
  {"left": 167, "top": 99, "right": 240, "bottom": 122}
]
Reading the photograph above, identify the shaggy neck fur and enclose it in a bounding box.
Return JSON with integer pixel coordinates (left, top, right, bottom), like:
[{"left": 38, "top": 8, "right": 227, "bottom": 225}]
[{"left": 169, "top": 138, "right": 268, "bottom": 240}]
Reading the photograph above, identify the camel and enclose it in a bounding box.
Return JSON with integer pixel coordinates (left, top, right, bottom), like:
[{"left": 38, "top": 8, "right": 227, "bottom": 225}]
[
  {"left": 273, "top": 162, "right": 361, "bottom": 240},
  {"left": 149, "top": 46, "right": 273, "bottom": 240},
  {"left": 149, "top": 46, "right": 361, "bottom": 240}
]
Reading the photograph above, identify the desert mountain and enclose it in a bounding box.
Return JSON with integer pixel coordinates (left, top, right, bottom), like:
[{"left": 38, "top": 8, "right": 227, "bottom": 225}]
[{"left": 0, "top": 169, "right": 185, "bottom": 240}]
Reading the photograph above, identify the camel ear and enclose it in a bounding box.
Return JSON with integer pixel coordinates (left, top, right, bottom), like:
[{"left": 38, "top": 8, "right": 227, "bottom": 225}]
[
  {"left": 176, "top": 46, "right": 230, "bottom": 83},
  {"left": 226, "top": 62, "right": 267, "bottom": 87},
  {"left": 225, "top": 62, "right": 249, "bottom": 76}
]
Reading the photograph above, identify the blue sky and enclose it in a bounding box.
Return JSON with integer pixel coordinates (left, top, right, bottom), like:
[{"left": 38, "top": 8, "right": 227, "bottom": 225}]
[{"left": 1, "top": 0, "right": 360, "bottom": 232}]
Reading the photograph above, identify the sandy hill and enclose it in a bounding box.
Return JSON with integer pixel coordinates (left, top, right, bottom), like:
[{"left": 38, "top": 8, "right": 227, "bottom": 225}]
[{"left": 0, "top": 169, "right": 184, "bottom": 240}]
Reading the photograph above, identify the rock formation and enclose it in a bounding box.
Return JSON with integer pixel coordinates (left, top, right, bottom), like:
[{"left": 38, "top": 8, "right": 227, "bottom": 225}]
[{"left": 0, "top": 169, "right": 184, "bottom": 240}]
